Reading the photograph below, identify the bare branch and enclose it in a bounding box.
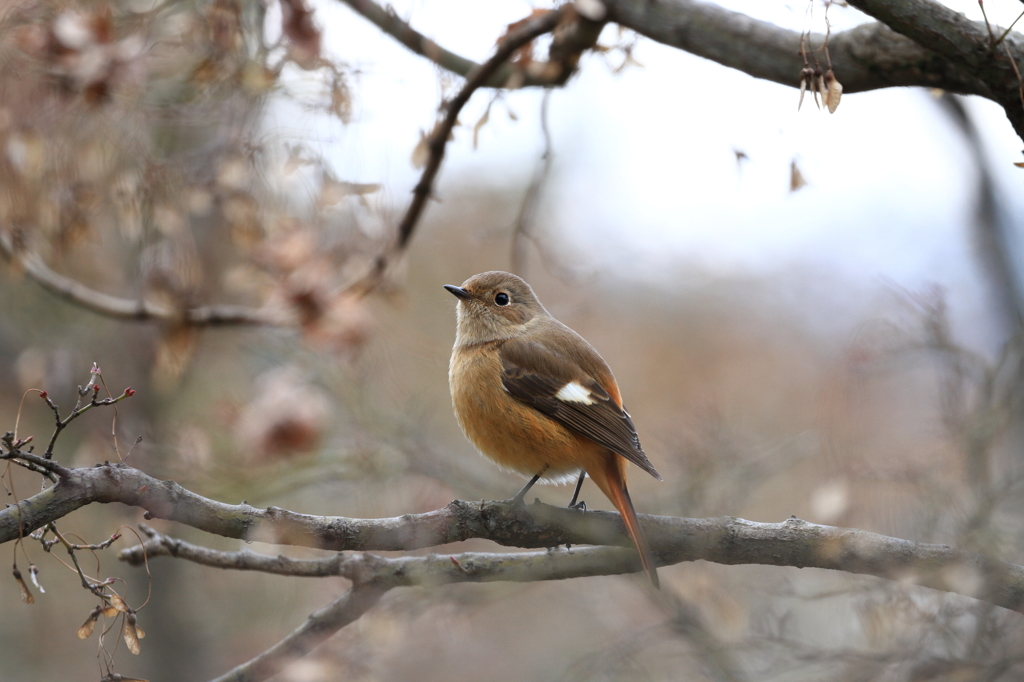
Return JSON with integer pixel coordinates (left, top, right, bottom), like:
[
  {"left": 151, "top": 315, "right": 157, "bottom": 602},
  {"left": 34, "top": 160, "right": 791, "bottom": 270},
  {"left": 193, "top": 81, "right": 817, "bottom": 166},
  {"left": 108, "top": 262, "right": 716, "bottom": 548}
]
[
  {"left": 335, "top": 0, "right": 599, "bottom": 88},
  {"left": 0, "top": 231, "right": 290, "bottom": 327},
  {"left": 599, "top": 0, "right": 992, "bottom": 97},
  {"left": 208, "top": 583, "right": 388, "bottom": 682},
  {"left": 355, "top": 7, "right": 570, "bottom": 288},
  {"left": 510, "top": 89, "right": 555, "bottom": 278},
  {"left": 843, "top": 0, "right": 1024, "bottom": 135},
  {"left": 4, "top": 461, "right": 1022, "bottom": 611}
]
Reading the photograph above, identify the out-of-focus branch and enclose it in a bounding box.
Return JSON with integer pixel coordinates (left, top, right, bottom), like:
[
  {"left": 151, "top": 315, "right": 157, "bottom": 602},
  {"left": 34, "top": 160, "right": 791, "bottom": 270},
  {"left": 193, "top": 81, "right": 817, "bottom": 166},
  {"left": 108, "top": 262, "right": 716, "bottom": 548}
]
[
  {"left": 335, "top": 0, "right": 599, "bottom": 88},
  {"left": 356, "top": 7, "right": 573, "bottom": 289},
  {"left": 0, "top": 231, "right": 290, "bottom": 326},
  {"left": 394, "top": 7, "right": 566, "bottom": 249},
  {"left": 510, "top": 90, "right": 555, "bottom": 278},
  {"left": 208, "top": 583, "right": 388, "bottom": 682}
]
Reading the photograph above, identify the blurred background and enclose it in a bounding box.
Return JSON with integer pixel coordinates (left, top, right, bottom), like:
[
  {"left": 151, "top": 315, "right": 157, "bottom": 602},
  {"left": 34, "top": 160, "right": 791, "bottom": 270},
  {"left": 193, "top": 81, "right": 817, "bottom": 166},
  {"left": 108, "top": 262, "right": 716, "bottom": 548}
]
[{"left": 3, "top": 0, "right": 1024, "bottom": 680}]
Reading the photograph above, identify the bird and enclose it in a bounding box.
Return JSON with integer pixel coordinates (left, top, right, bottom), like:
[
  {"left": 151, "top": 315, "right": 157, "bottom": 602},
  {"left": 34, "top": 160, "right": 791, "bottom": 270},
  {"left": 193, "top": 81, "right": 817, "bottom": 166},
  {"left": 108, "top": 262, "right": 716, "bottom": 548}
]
[{"left": 445, "top": 271, "right": 661, "bottom": 588}]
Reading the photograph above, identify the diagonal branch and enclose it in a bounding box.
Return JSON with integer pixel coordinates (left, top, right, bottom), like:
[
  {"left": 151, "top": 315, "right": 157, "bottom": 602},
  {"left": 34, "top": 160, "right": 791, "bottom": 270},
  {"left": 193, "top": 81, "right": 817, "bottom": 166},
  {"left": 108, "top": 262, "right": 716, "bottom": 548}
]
[
  {"left": 354, "top": 7, "right": 570, "bottom": 289},
  {"left": 208, "top": 583, "right": 388, "bottom": 682},
  {"left": 335, "top": 0, "right": 599, "bottom": 88},
  {"left": 0, "top": 230, "right": 290, "bottom": 327}
]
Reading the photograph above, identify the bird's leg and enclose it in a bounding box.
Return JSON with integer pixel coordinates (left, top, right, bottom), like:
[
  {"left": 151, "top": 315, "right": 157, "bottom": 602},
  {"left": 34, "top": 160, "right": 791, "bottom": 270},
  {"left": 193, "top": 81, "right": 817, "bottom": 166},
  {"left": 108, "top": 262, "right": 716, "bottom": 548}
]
[
  {"left": 511, "top": 465, "right": 548, "bottom": 506},
  {"left": 568, "top": 471, "right": 587, "bottom": 511},
  {"left": 563, "top": 470, "right": 589, "bottom": 550}
]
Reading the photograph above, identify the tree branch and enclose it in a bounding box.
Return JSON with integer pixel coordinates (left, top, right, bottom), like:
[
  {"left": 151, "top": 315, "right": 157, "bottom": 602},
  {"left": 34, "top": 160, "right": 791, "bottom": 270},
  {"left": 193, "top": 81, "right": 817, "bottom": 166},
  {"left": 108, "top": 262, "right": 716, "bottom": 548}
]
[
  {"left": 335, "top": 0, "right": 599, "bottom": 88},
  {"left": 392, "top": 8, "right": 568, "bottom": 250},
  {"left": 0, "top": 230, "right": 290, "bottom": 326},
  {"left": 7, "top": 462, "right": 1016, "bottom": 613},
  {"left": 600, "top": 0, "right": 992, "bottom": 97},
  {"left": 843, "top": 0, "right": 1024, "bottom": 136},
  {"left": 208, "top": 583, "right": 388, "bottom": 682}
]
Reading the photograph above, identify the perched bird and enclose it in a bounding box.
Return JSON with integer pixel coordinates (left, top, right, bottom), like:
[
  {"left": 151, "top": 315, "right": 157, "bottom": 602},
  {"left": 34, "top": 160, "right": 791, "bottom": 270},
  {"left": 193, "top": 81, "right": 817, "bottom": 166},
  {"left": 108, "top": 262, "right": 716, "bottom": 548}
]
[{"left": 445, "top": 271, "right": 661, "bottom": 588}]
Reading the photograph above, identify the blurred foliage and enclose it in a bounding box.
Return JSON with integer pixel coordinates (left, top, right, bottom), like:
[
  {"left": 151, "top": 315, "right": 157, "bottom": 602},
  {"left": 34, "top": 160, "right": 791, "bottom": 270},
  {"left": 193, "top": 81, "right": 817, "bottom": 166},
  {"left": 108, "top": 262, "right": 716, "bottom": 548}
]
[{"left": 2, "top": 0, "right": 1024, "bottom": 681}]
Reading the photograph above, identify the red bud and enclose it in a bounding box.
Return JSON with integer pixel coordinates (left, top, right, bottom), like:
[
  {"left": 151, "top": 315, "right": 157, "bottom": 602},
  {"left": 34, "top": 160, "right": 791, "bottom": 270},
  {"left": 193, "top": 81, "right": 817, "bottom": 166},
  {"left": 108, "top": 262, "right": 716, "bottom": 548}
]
[
  {"left": 125, "top": 388, "right": 136, "bottom": 397},
  {"left": 39, "top": 391, "right": 47, "bottom": 399}
]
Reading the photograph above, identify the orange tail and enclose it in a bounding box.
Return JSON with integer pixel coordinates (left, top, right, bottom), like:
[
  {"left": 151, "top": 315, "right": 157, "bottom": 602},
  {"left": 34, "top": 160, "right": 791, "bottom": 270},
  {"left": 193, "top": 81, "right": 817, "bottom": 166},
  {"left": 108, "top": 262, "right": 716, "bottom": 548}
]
[{"left": 588, "top": 453, "right": 660, "bottom": 589}]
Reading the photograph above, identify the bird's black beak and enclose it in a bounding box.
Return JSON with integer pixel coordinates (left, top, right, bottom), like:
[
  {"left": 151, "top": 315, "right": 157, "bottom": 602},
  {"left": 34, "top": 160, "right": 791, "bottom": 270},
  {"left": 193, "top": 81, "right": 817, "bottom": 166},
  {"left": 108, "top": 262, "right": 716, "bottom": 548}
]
[{"left": 444, "top": 285, "right": 472, "bottom": 300}]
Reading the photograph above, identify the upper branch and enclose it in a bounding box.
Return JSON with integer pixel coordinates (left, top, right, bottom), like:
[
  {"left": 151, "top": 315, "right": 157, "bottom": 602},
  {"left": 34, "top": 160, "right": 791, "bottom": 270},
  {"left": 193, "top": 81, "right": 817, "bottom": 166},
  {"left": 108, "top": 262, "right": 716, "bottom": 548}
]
[
  {"left": 600, "top": 0, "right": 991, "bottom": 96},
  {"left": 336, "top": 0, "right": 600, "bottom": 88}
]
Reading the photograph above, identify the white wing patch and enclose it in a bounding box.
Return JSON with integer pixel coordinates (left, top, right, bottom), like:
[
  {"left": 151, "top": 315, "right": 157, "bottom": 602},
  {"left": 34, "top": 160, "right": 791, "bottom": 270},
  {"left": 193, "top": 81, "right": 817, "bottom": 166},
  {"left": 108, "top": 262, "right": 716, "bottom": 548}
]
[{"left": 555, "top": 381, "right": 596, "bottom": 405}]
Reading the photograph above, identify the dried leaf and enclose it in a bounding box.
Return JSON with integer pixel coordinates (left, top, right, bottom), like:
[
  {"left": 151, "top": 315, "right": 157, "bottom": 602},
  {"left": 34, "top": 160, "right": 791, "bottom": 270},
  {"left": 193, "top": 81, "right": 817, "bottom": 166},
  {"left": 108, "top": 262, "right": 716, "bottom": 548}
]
[
  {"left": 13, "top": 568, "right": 34, "bottom": 604},
  {"left": 78, "top": 606, "right": 102, "bottom": 639},
  {"left": 1014, "top": 162, "right": 1024, "bottom": 168},
  {"left": 472, "top": 107, "right": 490, "bottom": 150},
  {"left": 798, "top": 76, "right": 807, "bottom": 111},
  {"left": 825, "top": 70, "right": 842, "bottom": 113},
  {"left": 280, "top": 0, "right": 321, "bottom": 69},
  {"left": 108, "top": 593, "right": 129, "bottom": 612},
  {"left": 320, "top": 176, "right": 381, "bottom": 206},
  {"left": 411, "top": 131, "right": 430, "bottom": 169},
  {"left": 790, "top": 159, "right": 807, "bottom": 192},
  {"left": 124, "top": 617, "right": 141, "bottom": 655},
  {"left": 155, "top": 324, "right": 198, "bottom": 381},
  {"left": 329, "top": 73, "right": 352, "bottom": 123}
]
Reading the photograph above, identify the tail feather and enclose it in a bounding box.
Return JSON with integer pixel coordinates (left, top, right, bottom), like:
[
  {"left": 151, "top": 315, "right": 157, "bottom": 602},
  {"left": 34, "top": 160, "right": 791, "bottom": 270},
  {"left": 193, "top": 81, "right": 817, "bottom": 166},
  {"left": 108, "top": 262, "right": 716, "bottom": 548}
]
[{"left": 588, "top": 454, "right": 660, "bottom": 589}]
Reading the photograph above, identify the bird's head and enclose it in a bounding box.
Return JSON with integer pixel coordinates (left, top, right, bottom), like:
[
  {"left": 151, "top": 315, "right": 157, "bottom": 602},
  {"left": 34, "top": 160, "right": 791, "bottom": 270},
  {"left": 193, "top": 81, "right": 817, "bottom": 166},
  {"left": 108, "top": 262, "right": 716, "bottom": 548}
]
[{"left": 444, "top": 271, "right": 549, "bottom": 345}]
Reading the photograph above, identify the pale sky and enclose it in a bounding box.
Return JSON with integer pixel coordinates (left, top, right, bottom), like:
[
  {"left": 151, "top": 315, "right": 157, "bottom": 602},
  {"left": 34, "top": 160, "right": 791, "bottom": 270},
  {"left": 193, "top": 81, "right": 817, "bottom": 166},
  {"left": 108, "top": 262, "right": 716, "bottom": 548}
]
[{"left": 263, "top": 0, "right": 1024, "bottom": 350}]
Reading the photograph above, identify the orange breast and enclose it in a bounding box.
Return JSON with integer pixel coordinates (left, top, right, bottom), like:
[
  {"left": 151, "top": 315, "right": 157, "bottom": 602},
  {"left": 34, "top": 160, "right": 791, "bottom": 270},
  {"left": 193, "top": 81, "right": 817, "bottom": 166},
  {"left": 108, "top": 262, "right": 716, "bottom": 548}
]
[{"left": 449, "top": 344, "right": 599, "bottom": 481}]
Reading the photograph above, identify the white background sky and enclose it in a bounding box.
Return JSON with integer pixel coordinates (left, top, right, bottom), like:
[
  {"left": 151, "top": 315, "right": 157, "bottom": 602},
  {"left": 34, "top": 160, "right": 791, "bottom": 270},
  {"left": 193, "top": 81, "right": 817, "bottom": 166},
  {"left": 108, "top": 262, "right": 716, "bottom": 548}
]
[{"left": 264, "top": 0, "right": 1024, "bottom": 350}]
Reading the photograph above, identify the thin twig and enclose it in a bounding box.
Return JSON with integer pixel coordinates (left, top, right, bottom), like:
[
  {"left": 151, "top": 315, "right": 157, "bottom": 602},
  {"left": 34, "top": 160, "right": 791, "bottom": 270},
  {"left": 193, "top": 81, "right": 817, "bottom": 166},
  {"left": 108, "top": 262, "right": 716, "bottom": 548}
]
[{"left": 510, "top": 89, "right": 555, "bottom": 277}]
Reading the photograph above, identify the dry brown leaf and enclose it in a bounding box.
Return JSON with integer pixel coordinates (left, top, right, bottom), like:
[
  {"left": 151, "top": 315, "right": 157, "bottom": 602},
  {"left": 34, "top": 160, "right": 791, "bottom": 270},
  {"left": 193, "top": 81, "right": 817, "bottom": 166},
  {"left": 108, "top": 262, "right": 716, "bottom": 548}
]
[
  {"left": 77, "top": 607, "right": 102, "bottom": 639},
  {"left": 280, "top": 0, "right": 321, "bottom": 69},
  {"left": 320, "top": 176, "right": 381, "bottom": 206},
  {"left": 155, "top": 324, "right": 198, "bottom": 382},
  {"left": 13, "top": 568, "right": 34, "bottom": 604},
  {"left": 124, "top": 618, "right": 141, "bottom": 655},
  {"left": 473, "top": 107, "right": 490, "bottom": 150},
  {"left": 790, "top": 159, "right": 807, "bottom": 192},
  {"left": 825, "top": 70, "right": 842, "bottom": 114},
  {"left": 411, "top": 130, "right": 430, "bottom": 169},
  {"left": 108, "top": 593, "right": 129, "bottom": 612}
]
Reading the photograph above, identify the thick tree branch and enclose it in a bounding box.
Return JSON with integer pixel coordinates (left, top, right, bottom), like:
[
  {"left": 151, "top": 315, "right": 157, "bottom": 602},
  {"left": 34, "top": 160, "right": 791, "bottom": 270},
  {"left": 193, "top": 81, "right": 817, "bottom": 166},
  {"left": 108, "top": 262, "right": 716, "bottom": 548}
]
[
  {"left": 600, "top": 0, "right": 991, "bottom": 97},
  {"left": 10, "top": 462, "right": 1022, "bottom": 612},
  {"left": 844, "top": 0, "right": 1024, "bottom": 135},
  {"left": 0, "top": 231, "right": 290, "bottom": 326}
]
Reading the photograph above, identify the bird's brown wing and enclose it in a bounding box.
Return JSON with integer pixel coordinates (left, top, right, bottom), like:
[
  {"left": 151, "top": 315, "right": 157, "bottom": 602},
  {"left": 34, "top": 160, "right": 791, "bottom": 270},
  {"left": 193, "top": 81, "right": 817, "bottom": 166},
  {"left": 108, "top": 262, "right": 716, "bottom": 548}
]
[{"left": 499, "top": 337, "right": 661, "bottom": 480}]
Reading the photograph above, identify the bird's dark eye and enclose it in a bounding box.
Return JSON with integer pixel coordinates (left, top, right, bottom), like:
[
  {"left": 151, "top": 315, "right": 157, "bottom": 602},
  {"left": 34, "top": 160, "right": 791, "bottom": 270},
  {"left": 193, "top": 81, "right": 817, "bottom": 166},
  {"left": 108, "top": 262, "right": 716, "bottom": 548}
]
[{"left": 494, "top": 292, "right": 510, "bottom": 306}]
